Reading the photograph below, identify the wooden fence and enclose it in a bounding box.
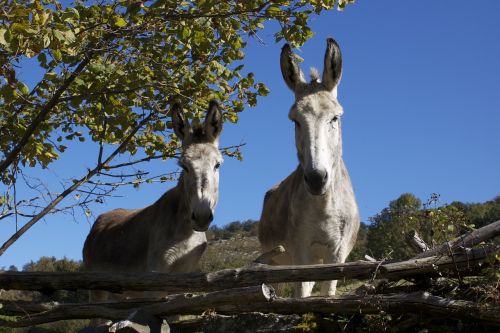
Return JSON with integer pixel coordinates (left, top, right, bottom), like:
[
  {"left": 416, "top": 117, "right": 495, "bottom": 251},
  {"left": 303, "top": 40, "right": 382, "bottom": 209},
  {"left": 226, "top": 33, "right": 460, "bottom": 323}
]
[{"left": 0, "top": 220, "right": 499, "bottom": 332}]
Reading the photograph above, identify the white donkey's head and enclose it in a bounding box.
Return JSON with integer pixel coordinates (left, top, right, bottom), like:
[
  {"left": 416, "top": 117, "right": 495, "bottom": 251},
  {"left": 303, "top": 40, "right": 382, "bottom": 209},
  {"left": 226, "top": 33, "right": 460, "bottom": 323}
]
[
  {"left": 172, "top": 101, "right": 223, "bottom": 231},
  {"left": 280, "top": 38, "right": 344, "bottom": 196}
]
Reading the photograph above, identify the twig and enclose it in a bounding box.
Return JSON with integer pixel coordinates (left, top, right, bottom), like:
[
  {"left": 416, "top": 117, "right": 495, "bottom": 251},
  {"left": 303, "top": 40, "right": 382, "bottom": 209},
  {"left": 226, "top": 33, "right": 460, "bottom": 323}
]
[{"left": 0, "top": 113, "right": 155, "bottom": 256}]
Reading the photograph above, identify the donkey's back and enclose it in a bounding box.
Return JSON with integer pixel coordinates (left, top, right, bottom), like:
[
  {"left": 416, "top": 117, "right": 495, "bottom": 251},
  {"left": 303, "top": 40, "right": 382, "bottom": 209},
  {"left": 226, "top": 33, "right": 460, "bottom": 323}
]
[{"left": 83, "top": 207, "right": 149, "bottom": 272}]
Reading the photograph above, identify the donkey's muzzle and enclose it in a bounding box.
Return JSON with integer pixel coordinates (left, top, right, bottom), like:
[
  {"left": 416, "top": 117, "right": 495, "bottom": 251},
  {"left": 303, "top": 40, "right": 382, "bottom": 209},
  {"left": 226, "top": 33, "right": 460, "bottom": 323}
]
[
  {"left": 191, "top": 207, "right": 214, "bottom": 232},
  {"left": 304, "top": 169, "right": 328, "bottom": 195}
]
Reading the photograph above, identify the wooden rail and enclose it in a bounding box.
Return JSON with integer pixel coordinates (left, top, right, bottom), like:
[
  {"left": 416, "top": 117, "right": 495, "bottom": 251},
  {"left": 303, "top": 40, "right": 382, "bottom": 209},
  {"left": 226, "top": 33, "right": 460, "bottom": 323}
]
[{"left": 0, "top": 246, "right": 496, "bottom": 293}]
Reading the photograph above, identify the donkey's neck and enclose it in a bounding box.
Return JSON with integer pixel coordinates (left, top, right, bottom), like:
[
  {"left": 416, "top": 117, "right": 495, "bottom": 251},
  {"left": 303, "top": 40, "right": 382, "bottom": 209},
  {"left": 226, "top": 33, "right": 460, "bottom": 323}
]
[{"left": 150, "top": 173, "right": 193, "bottom": 237}]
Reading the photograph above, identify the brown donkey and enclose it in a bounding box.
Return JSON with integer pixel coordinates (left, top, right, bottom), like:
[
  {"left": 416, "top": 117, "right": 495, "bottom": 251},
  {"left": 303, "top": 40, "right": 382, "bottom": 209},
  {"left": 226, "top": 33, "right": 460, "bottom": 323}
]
[{"left": 83, "top": 101, "right": 223, "bottom": 320}]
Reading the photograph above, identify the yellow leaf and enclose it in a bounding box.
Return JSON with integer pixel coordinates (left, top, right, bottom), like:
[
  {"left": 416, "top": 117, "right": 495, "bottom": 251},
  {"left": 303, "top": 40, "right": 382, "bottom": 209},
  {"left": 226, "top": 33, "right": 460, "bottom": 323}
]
[
  {"left": 20, "top": 83, "right": 29, "bottom": 95},
  {"left": 113, "top": 16, "right": 127, "bottom": 27},
  {"left": 0, "top": 28, "right": 6, "bottom": 46}
]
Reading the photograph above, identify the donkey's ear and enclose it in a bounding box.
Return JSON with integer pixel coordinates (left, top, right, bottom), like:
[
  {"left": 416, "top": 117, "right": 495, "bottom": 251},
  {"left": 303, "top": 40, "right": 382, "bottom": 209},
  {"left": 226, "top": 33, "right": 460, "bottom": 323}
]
[
  {"left": 172, "top": 102, "right": 190, "bottom": 141},
  {"left": 280, "top": 44, "right": 306, "bottom": 92},
  {"left": 204, "top": 100, "right": 223, "bottom": 142},
  {"left": 322, "top": 38, "right": 343, "bottom": 91}
]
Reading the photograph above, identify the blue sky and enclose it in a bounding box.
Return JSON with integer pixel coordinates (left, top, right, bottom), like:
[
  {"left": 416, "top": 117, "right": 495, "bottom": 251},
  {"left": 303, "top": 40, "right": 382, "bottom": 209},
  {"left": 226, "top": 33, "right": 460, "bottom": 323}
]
[{"left": 1, "top": 1, "right": 500, "bottom": 269}]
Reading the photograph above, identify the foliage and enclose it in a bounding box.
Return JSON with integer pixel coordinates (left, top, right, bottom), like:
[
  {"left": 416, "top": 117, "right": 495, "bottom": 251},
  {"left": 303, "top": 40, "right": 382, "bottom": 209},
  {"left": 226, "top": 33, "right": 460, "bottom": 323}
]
[
  {"left": 22, "top": 255, "right": 82, "bottom": 272},
  {"left": 0, "top": 0, "right": 354, "bottom": 176},
  {"left": 366, "top": 193, "right": 423, "bottom": 260},
  {"left": 451, "top": 196, "right": 500, "bottom": 229},
  {"left": 346, "top": 222, "right": 367, "bottom": 261},
  {"left": 0, "top": 0, "right": 355, "bottom": 256},
  {"left": 365, "top": 193, "right": 487, "bottom": 260},
  {"left": 206, "top": 219, "right": 258, "bottom": 240}
]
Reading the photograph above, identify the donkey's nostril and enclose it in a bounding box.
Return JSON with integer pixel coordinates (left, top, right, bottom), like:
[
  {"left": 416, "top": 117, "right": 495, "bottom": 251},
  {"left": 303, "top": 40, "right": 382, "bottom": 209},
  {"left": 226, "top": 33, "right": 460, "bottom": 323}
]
[
  {"left": 323, "top": 172, "right": 328, "bottom": 181},
  {"left": 208, "top": 212, "right": 214, "bottom": 223},
  {"left": 191, "top": 212, "right": 196, "bottom": 220}
]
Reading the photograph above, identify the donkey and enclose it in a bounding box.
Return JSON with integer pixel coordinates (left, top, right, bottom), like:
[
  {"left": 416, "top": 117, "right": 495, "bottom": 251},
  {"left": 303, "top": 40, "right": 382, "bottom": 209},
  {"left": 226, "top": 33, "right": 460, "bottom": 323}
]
[
  {"left": 83, "top": 100, "right": 223, "bottom": 306},
  {"left": 258, "top": 38, "right": 360, "bottom": 297}
]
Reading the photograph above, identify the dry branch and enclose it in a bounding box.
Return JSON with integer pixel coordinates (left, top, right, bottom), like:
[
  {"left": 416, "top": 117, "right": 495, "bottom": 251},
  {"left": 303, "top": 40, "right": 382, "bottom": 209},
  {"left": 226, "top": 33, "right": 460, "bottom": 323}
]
[
  {"left": 0, "top": 246, "right": 496, "bottom": 294},
  {"left": 0, "top": 285, "right": 274, "bottom": 327},
  {"left": 246, "top": 292, "right": 500, "bottom": 327},
  {"left": 0, "top": 284, "right": 273, "bottom": 328},
  {"left": 406, "top": 230, "right": 430, "bottom": 253},
  {"left": 415, "top": 220, "right": 500, "bottom": 259},
  {"left": 168, "top": 313, "right": 304, "bottom": 333},
  {"left": 380, "top": 245, "right": 498, "bottom": 280},
  {"left": 0, "top": 112, "right": 155, "bottom": 257},
  {"left": 2, "top": 290, "right": 499, "bottom": 328},
  {"left": 252, "top": 245, "right": 286, "bottom": 264}
]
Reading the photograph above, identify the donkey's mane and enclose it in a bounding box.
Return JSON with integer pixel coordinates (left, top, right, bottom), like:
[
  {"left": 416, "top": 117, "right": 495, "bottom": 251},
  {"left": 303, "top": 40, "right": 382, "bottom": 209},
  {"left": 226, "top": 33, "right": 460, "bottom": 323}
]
[{"left": 309, "top": 67, "right": 320, "bottom": 83}]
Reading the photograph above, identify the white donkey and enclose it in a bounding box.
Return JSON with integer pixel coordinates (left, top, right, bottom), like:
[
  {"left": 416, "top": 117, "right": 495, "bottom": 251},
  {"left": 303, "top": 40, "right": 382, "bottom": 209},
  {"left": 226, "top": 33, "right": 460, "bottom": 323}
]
[
  {"left": 259, "top": 38, "right": 360, "bottom": 297},
  {"left": 83, "top": 101, "right": 223, "bottom": 306}
]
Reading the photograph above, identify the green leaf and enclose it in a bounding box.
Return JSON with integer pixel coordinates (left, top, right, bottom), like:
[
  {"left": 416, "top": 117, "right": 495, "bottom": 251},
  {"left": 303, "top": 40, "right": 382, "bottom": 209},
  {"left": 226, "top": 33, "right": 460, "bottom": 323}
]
[
  {"left": 52, "top": 49, "right": 62, "bottom": 61},
  {"left": 52, "top": 29, "right": 66, "bottom": 42},
  {"left": 0, "top": 28, "right": 6, "bottom": 46},
  {"left": 20, "top": 83, "right": 29, "bottom": 95},
  {"left": 43, "top": 35, "right": 51, "bottom": 48},
  {"left": 182, "top": 27, "right": 191, "bottom": 39},
  {"left": 113, "top": 16, "right": 127, "bottom": 27},
  {"left": 44, "top": 72, "right": 57, "bottom": 80},
  {"left": 64, "top": 30, "right": 76, "bottom": 44},
  {"left": 88, "top": 63, "right": 106, "bottom": 73},
  {"left": 67, "top": 7, "right": 80, "bottom": 19}
]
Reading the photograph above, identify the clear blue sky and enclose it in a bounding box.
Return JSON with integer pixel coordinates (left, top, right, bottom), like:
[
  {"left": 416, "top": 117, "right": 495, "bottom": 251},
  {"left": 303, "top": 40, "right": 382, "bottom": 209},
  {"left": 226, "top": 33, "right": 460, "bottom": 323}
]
[{"left": 1, "top": 1, "right": 499, "bottom": 269}]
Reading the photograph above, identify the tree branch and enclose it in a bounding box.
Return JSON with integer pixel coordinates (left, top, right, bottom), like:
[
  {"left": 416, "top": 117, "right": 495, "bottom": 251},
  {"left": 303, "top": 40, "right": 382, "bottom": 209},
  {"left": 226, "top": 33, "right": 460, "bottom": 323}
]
[
  {"left": 0, "top": 284, "right": 273, "bottom": 328},
  {"left": 414, "top": 220, "right": 500, "bottom": 259},
  {"left": 1, "top": 290, "right": 499, "bottom": 328},
  {"left": 0, "top": 56, "right": 93, "bottom": 174},
  {"left": 0, "top": 113, "right": 154, "bottom": 256}
]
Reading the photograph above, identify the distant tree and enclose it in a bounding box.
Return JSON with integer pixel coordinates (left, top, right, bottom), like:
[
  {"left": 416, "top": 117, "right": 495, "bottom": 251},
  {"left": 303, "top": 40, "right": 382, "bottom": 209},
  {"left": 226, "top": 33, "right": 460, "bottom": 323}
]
[
  {"left": 23, "top": 256, "right": 82, "bottom": 272},
  {"left": 347, "top": 222, "right": 368, "bottom": 261},
  {"left": 207, "top": 224, "right": 232, "bottom": 240},
  {"left": 7, "top": 264, "right": 18, "bottom": 271},
  {"left": 366, "top": 193, "right": 422, "bottom": 260},
  {"left": 226, "top": 221, "right": 243, "bottom": 233},
  {"left": 364, "top": 193, "right": 500, "bottom": 260},
  {"left": 458, "top": 196, "right": 500, "bottom": 229},
  {"left": 206, "top": 219, "right": 259, "bottom": 240},
  {"left": 242, "top": 219, "right": 259, "bottom": 236},
  {"left": 20, "top": 256, "right": 84, "bottom": 303}
]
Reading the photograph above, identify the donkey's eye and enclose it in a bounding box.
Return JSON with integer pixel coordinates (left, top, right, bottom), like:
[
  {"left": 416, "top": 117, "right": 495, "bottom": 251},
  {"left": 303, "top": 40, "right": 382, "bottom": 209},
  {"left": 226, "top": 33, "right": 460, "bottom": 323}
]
[
  {"left": 214, "top": 162, "right": 221, "bottom": 170},
  {"left": 330, "top": 116, "right": 339, "bottom": 124}
]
